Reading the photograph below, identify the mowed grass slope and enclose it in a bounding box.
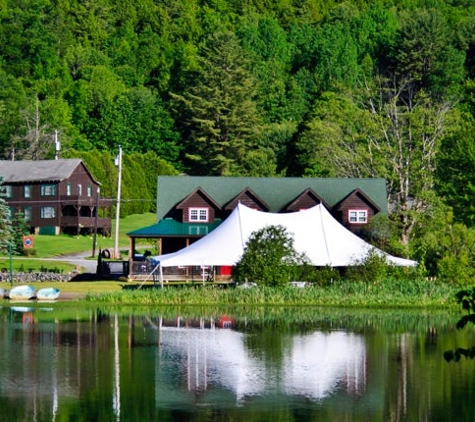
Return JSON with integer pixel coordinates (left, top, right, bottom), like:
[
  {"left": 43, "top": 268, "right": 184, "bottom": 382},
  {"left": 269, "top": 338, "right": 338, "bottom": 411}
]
[
  {"left": 0, "top": 213, "right": 156, "bottom": 272},
  {"left": 32, "top": 212, "right": 157, "bottom": 258}
]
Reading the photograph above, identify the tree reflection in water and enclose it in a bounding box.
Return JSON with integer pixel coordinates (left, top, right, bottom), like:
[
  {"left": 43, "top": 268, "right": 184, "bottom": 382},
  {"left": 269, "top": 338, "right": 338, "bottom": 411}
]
[{"left": 0, "top": 307, "right": 474, "bottom": 421}]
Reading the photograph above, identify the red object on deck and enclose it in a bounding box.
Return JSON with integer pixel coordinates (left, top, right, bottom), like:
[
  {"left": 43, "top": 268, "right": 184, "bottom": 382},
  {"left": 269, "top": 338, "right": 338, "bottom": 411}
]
[{"left": 220, "top": 266, "right": 232, "bottom": 276}]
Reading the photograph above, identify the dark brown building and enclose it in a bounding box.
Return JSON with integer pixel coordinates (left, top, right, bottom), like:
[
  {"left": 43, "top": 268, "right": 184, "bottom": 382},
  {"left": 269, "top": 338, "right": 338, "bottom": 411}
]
[
  {"left": 0, "top": 159, "right": 111, "bottom": 235},
  {"left": 128, "top": 176, "right": 387, "bottom": 258}
]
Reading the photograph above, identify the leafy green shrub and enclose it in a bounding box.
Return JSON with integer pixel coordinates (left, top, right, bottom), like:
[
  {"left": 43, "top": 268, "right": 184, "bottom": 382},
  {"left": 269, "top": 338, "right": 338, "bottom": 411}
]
[
  {"left": 411, "top": 202, "right": 475, "bottom": 284},
  {"left": 437, "top": 254, "right": 475, "bottom": 286},
  {"left": 445, "top": 287, "right": 475, "bottom": 362},
  {"left": 345, "top": 250, "right": 421, "bottom": 284},
  {"left": 415, "top": 221, "right": 475, "bottom": 285},
  {"left": 233, "top": 225, "right": 309, "bottom": 287},
  {"left": 345, "top": 250, "right": 390, "bottom": 283},
  {"left": 360, "top": 213, "right": 407, "bottom": 258},
  {"left": 297, "top": 264, "right": 340, "bottom": 286}
]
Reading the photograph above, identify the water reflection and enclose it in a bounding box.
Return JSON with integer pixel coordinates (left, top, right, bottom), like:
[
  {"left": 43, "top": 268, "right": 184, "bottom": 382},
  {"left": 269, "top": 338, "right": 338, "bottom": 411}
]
[
  {"left": 0, "top": 306, "right": 474, "bottom": 421},
  {"left": 154, "top": 325, "right": 366, "bottom": 403}
]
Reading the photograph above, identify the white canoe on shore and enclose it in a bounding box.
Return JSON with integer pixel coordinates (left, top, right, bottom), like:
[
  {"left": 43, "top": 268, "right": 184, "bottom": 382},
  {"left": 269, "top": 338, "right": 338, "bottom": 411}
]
[
  {"left": 8, "top": 285, "right": 36, "bottom": 301},
  {"left": 36, "top": 287, "right": 61, "bottom": 301}
]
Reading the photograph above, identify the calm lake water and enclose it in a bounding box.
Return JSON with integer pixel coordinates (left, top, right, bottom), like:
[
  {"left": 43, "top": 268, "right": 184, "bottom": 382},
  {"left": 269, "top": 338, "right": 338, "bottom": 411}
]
[{"left": 0, "top": 305, "right": 474, "bottom": 422}]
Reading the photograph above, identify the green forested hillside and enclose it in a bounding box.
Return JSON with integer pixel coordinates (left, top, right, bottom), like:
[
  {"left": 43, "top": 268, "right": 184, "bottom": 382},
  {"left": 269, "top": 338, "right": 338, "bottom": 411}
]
[{"left": 2, "top": 0, "right": 475, "bottom": 281}]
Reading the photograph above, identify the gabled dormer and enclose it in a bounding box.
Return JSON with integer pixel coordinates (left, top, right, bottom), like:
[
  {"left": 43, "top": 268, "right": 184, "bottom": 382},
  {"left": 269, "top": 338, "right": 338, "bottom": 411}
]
[
  {"left": 223, "top": 187, "right": 270, "bottom": 214},
  {"left": 283, "top": 188, "right": 329, "bottom": 212},
  {"left": 332, "top": 188, "right": 381, "bottom": 230},
  {"left": 174, "top": 187, "right": 221, "bottom": 223}
]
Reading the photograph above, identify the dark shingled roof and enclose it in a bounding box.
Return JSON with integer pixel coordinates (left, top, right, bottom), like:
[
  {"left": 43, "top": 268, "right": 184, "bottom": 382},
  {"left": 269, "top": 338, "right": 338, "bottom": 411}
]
[
  {"left": 156, "top": 176, "right": 388, "bottom": 220},
  {"left": 0, "top": 159, "right": 99, "bottom": 184}
]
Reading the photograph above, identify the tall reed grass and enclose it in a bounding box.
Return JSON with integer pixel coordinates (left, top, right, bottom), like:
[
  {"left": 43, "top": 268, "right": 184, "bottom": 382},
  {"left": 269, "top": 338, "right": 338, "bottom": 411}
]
[{"left": 85, "top": 277, "right": 459, "bottom": 308}]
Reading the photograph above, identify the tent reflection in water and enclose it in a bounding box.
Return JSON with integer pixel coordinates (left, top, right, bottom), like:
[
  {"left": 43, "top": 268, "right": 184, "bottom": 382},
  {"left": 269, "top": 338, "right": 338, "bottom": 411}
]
[
  {"left": 151, "top": 203, "right": 417, "bottom": 282},
  {"left": 155, "top": 326, "right": 366, "bottom": 404}
]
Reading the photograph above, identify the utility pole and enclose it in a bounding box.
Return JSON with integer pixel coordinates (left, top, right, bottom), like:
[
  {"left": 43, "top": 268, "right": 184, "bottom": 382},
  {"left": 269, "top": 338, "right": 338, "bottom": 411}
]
[
  {"left": 92, "top": 187, "right": 100, "bottom": 258},
  {"left": 114, "top": 146, "right": 122, "bottom": 259},
  {"left": 54, "top": 130, "right": 60, "bottom": 160}
]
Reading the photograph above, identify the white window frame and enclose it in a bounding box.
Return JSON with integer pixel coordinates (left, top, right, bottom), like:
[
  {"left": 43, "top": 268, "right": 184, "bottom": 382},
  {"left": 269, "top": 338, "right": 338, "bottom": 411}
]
[
  {"left": 40, "top": 206, "right": 56, "bottom": 219},
  {"left": 77, "top": 184, "right": 82, "bottom": 196},
  {"left": 348, "top": 209, "right": 368, "bottom": 224},
  {"left": 66, "top": 183, "right": 72, "bottom": 196},
  {"left": 87, "top": 185, "right": 92, "bottom": 197},
  {"left": 189, "top": 207, "right": 209, "bottom": 222}
]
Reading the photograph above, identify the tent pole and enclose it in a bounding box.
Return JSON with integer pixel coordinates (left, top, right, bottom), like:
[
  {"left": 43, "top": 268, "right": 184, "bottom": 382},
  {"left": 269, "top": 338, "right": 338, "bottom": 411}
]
[{"left": 237, "top": 203, "right": 245, "bottom": 250}]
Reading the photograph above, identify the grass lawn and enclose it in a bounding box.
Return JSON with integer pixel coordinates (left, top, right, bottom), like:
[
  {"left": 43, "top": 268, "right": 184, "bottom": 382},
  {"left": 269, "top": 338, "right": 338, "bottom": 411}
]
[
  {"left": 0, "top": 212, "right": 157, "bottom": 284},
  {"left": 0, "top": 212, "right": 156, "bottom": 266},
  {"left": 28, "top": 212, "right": 157, "bottom": 258},
  {"left": 27, "top": 281, "right": 126, "bottom": 294},
  {"left": 0, "top": 258, "right": 75, "bottom": 273}
]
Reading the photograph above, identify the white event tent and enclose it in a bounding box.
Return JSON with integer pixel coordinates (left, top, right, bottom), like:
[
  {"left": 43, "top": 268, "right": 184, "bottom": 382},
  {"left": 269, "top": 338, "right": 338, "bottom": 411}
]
[{"left": 151, "top": 203, "right": 417, "bottom": 269}]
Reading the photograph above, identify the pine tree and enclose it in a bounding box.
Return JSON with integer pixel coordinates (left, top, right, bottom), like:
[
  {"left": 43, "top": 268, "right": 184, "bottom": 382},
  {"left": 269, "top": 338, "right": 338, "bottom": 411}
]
[
  {"left": 171, "top": 31, "right": 263, "bottom": 176},
  {"left": 0, "top": 177, "right": 13, "bottom": 253},
  {"left": 11, "top": 210, "right": 30, "bottom": 255}
]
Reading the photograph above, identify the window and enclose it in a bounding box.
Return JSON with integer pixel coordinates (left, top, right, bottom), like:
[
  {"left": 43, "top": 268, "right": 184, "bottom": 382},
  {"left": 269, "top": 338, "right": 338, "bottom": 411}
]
[
  {"left": 189, "top": 207, "right": 209, "bottom": 222},
  {"left": 24, "top": 206, "right": 32, "bottom": 222},
  {"left": 3, "top": 185, "right": 12, "bottom": 198},
  {"left": 188, "top": 226, "right": 209, "bottom": 235},
  {"left": 87, "top": 185, "right": 92, "bottom": 197},
  {"left": 23, "top": 185, "right": 32, "bottom": 199},
  {"left": 66, "top": 183, "right": 72, "bottom": 196},
  {"left": 41, "top": 206, "right": 56, "bottom": 219},
  {"left": 41, "top": 184, "right": 56, "bottom": 196},
  {"left": 77, "top": 184, "right": 82, "bottom": 196},
  {"left": 348, "top": 209, "right": 368, "bottom": 224}
]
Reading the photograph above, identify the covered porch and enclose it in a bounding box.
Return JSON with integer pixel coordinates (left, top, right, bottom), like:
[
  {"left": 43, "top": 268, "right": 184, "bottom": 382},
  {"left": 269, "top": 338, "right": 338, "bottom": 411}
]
[{"left": 126, "top": 219, "right": 224, "bottom": 281}]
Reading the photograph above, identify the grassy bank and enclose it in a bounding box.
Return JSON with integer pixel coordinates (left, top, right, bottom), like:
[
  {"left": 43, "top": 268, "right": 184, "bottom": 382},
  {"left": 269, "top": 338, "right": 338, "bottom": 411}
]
[
  {"left": 0, "top": 259, "right": 76, "bottom": 273},
  {"left": 83, "top": 277, "right": 460, "bottom": 308},
  {"left": 0, "top": 212, "right": 156, "bottom": 274},
  {"left": 0, "top": 212, "right": 156, "bottom": 260}
]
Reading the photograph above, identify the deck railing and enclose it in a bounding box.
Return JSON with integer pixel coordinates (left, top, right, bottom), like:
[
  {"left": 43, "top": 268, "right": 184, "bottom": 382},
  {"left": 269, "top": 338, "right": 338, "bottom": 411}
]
[{"left": 127, "top": 262, "right": 233, "bottom": 283}]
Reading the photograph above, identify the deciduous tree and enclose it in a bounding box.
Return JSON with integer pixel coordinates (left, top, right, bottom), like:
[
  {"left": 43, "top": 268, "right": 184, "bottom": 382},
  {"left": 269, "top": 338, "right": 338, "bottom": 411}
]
[
  {"left": 296, "top": 77, "right": 454, "bottom": 246},
  {"left": 233, "top": 225, "right": 309, "bottom": 287}
]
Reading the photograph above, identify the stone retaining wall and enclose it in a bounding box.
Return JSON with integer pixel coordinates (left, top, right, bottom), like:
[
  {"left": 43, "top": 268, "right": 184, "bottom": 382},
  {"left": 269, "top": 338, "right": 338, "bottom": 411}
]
[{"left": 0, "top": 271, "right": 80, "bottom": 283}]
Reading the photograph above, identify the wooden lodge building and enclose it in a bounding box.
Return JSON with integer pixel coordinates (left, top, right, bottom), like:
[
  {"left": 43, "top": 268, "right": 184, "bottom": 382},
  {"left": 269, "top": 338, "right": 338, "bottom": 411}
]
[
  {"left": 126, "top": 176, "right": 388, "bottom": 279},
  {"left": 0, "top": 159, "right": 111, "bottom": 235}
]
